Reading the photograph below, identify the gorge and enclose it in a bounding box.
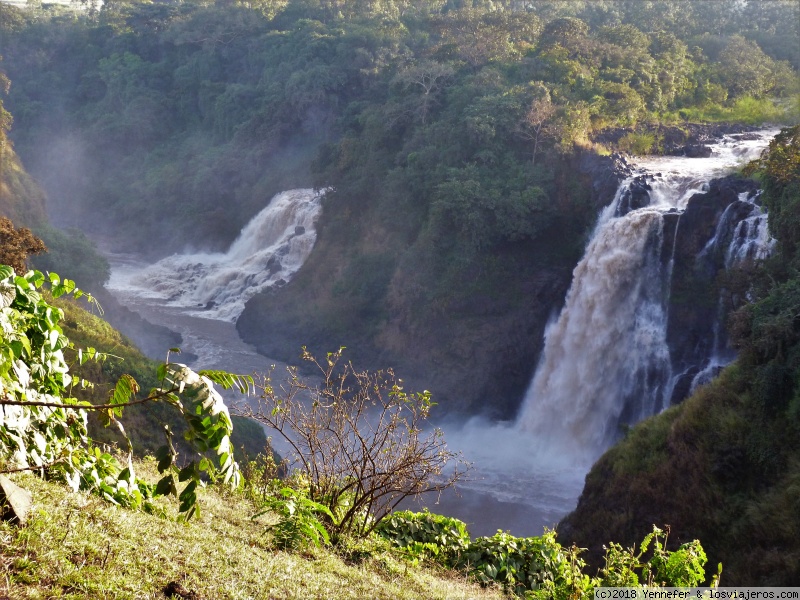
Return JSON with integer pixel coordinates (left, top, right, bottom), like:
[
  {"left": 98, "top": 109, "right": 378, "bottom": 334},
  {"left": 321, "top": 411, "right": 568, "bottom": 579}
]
[
  {"left": 2, "top": 0, "right": 799, "bottom": 588},
  {"left": 103, "top": 129, "right": 778, "bottom": 537}
]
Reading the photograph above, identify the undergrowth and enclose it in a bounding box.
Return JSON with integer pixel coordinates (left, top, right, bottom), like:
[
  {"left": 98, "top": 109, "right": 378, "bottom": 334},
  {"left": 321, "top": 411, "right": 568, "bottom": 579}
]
[{"left": 0, "top": 459, "right": 504, "bottom": 600}]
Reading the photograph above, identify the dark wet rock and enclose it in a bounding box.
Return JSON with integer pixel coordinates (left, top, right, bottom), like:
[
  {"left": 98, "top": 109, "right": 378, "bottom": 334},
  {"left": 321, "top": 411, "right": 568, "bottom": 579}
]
[
  {"left": 579, "top": 151, "right": 632, "bottom": 210},
  {"left": 294, "top": 225, "right": 306, "bottom": 235},
  {"left": 731, "top": 132, "right": 761, "bottom": 141},
  {"left": 663, "top": 174, "right": 761, "bottom": 404},
  {"left": 669, "top": 367, "right": 699, "bottom": 405},
  {"left": 679, "top": 144, "right": 712, "bottom": 158},
  {"left": 615, "top": 175, "right": 651, "bottom": 216},
  {"left": 266, "top": 256, "right": 282, "bottom": 274}
]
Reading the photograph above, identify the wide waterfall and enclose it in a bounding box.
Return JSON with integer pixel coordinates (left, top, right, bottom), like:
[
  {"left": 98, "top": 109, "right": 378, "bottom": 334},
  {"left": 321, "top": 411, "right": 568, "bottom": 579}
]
[
  {"left": 109, "top": 189, "right": 323, "bottom": 322},
  {"left": 517, "top": 131, "right": 777, "bottom": 466}
]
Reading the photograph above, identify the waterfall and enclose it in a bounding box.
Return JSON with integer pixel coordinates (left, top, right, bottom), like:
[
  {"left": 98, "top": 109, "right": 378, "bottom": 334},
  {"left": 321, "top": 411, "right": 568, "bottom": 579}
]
[
  {"left": 109, "top": 189, "right": 324, "bottom": 322},
  {"left": 725, "top": 191, "right": 774, "bottom": 268},
  {"left": 517, "top": 189, "right": 674, "bottom": 465},
  {"left": 517, "top": 131, "right": 777, "bottom": 466},
  {"left": 684, "top": 190, "right": 775, "bottom": 394}
]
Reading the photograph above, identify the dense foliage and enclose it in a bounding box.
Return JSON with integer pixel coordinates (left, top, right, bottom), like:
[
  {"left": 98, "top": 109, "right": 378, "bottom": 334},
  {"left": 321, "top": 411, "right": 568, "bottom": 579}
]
[
  {"left": 0, "top": 266, "right": 245, "bottom": 518},
  {"left": 1, "top": 0, "right": 798, "bottom": 416},
  {"left": 1, "top": 0, "right": 797, "bottom": 255},
  {"left": 562, "top": 125, "right": 800, "bottom": 584},
  {"left": 376, "top": 510, "right": 710, "bottom": 596}
]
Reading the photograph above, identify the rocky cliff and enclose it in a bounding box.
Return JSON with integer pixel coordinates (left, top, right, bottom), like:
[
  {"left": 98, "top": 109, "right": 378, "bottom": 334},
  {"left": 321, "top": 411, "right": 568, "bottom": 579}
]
[{"left": 237, "top": 153, "right": 613, "bottom": 419}]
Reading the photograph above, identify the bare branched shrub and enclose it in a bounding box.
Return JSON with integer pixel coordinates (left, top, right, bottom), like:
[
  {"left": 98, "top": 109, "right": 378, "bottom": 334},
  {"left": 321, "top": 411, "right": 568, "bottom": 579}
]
[{"left": 236, "top": 348, "right": 469, "bottom": 540}]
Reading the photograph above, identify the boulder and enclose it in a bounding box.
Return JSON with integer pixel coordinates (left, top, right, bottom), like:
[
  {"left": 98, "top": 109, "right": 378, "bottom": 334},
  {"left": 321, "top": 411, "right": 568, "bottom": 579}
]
[
  {"left": 266, "top": 255, "right": 282, "bottom": 274},
  {"left": 615, "top": 175, "right": 651, "bottom": 216},
  {"left": 681, "top": 144, "right": 712, "bottom": 158}
]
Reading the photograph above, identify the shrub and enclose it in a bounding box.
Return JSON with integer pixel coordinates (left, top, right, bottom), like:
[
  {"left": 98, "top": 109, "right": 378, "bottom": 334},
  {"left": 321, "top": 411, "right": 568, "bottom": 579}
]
[
  {"left": 618, "top": 132, "right": 657, "bottom": 155},
  {"left": 599, "top": 526, "right": 710, "bottom": 588},
  {"left": 237, "top": 348, "right": 469, "bottom": 541},
  {"left": 254, "top": 486, "right": 334, "bottom": 550},
  {"left": 375, "top": 509, "right": 470, "bottom": 565},
  {"left": 0, "top": 266, "right": 246, "bottom": 519},
  {"left": 377, "top": 513, "right": 714, "bottom": 597},
  {"left": 457, "top": 530, "right": 592, "bottom": 597}
]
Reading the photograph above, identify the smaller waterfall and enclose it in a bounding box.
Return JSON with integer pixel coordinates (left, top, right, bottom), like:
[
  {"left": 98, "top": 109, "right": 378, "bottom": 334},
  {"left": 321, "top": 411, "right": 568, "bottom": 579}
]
[
  {"left": 109, "top": 189, "right": 324, "bottom": 322},
  {"left": 684, "top": 190, "right": 775, "bottom": 394},
  {"left": 726, "top": 192, "right": 774, "bottom": 268}
]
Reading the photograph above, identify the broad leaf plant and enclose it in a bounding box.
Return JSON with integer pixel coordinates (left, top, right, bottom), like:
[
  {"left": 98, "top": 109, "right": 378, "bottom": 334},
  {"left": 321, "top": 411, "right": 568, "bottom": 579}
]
[{"left": 0, "top": 266, "right": 248, "bottom": 518}]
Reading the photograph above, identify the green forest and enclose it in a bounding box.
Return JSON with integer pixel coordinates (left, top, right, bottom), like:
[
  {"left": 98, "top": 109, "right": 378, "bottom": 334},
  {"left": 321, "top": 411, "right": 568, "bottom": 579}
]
[
  {"left": 1, "top": 0, "right": 800, "bottom": 593},
  {"left": 7, "top": 0, "right": 793, "bottom": 417}
]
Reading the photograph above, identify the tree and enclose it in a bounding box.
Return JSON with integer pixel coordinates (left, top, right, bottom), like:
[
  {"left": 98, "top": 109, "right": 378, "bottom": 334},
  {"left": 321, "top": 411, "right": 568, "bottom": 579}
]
[
  {"left": 435, "top": 8, "right": 541, "bottom": 67},
  {"left": 539, "top": 16, "right": 589, "bottom": 57},
  {"left": 395, "top": 60, "right": 454, "bottom": 124},
  {"left": 237, "top": 348, "right": 468, "bottom": 540},
  {"left": 516, "top": 89, "right": 557, "bottom": 166},
  {"left": 716, "top": 34, "right": 778, "bottom": 99}
]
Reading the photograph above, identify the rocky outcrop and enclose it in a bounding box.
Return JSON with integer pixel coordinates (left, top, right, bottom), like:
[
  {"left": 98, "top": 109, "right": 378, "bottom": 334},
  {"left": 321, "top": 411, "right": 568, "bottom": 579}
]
[
  {"left": 675, "top": 143, "right": 712, "bottom": 158},
  {"left": 615, "top": 175, "right": 651, "bottom": 216},
  {"left": 578, "top": 151, "right": 632, "bottom": 211},
  {"left": 661, "top": 175, "right": 762, "bottom": 404}
]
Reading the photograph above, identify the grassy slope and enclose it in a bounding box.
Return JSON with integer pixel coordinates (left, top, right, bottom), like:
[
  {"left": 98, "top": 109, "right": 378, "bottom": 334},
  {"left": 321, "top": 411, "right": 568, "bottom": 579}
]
[
  {"left": 0, "top": 146, "right": 47, "bottom": 228},
  {"left": 0, "top": 460, "right": 505, "bottom": 600}
]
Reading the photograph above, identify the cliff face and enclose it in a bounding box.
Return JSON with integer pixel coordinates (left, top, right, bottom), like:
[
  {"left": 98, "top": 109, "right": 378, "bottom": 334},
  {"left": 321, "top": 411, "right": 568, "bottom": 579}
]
[
  {"left": 237, "top": 152, "right": 620, "bottom": 419},
  {"left": 0, "top": 142, "right": 47, "bottom": 228},
  {"left": 663, "top": 175, "right": 763, "bottom": 403}
]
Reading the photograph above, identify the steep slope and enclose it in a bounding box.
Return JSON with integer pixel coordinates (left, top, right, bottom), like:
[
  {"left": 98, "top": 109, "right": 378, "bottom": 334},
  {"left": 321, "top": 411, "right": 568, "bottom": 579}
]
[{"left": 0, "top": 142, "right": 47, "bottom": 228}]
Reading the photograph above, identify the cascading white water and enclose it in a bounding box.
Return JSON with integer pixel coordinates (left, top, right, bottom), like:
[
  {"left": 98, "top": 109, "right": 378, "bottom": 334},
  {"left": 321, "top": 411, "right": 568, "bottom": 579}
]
[
  {"left": 517, "top": 205, "right": 672, "bottom": 463},
  {"left": 726, "top": 191, "right": 774, "bottom": 268},
  {"left": 517, "top": 131, "right": 778, "bottom": 466},
  {"left": 108, "top": 189, "right": 324, "bottom": 322},
  {"left": 685, "top": 189, "right": 775, "bottom": 393}
]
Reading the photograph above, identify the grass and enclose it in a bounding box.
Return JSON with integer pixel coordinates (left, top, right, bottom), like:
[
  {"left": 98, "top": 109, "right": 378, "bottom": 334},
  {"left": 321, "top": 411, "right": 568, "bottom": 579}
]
[
  {"left": 671, "top": 96, "right": 798, "bottom": 125},
  {"left": 0, "top": 459, "right": 506, "bottom": 600}
]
